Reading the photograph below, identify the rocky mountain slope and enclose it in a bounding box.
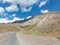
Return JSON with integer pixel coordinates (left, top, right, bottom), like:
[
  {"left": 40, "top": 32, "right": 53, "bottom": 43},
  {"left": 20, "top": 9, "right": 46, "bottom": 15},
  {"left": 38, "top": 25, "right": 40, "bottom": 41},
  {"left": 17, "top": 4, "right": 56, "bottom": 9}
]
[
  {"left": 0, "top": 12, "right": 60, "bottom": 45},
  {"left": 0, "top": 12, "right": 60, "bottom": 38}
]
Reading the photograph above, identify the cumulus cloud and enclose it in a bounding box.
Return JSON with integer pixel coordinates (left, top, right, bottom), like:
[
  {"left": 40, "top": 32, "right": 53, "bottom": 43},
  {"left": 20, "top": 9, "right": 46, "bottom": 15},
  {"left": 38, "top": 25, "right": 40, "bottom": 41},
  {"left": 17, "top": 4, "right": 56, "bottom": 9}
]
[
  {"left": 2, "top": 0, "right": 38, "bottom": 6},
  {"left": 12, "top": 14, "right": 16, "bottom": 17},
  {"left": 41, "top": 10, "right": 49, "bottom": 13},
  {"left": 0, "top": 7, "right": 5, "bottom": 15},
  {"left": 21, "top": 7, "right": 32, "bottom": 12},
  {"left": 26, "top": 16, "right": 32, "bottom": 19},
  {"left": 5, "top": 4, "right": 19, "bottom": 12},
  {"left": 7, "top": 14, "right": 16, "bottom": 19},
  {"left": 2, "top": 0, "right": 39, "bottom": 12},
  {"left": 2, "top": 0, "right": 48, "bottom": 12},
  {"left": 0, "top": 18, "right": 9, "bottom": 23},
  {"left": 39, "top": 0, "right": 47, "bottom": 7},
  {"left": 19, "top": 0, "right": 38, "bottom": 7},
  {"left": 12, "top": 17, "right": 24, "bottom": 21},
  {"left": 2, "top": 0, "right": 19, "bottom": 3},
  {"left": 0, "top": 17, "right": 24, "bottom": 23}
]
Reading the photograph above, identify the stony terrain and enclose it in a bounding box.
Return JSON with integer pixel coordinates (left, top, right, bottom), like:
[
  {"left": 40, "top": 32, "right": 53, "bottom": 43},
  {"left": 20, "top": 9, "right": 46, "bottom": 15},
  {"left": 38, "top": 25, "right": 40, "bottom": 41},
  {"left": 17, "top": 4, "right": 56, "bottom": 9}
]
[
  {"left": 0, "top": 12, "right": 60, "bottom": 45},
  {"left": 22, "top": 12, "right": 60, "bottom": 38}
]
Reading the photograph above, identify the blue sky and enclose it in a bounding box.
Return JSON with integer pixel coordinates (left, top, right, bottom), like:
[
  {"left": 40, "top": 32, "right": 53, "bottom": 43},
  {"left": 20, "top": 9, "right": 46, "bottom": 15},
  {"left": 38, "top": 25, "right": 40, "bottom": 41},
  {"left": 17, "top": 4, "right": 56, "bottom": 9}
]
[{"left": 0, "top": 0, "right": 60, "bottom": 23}]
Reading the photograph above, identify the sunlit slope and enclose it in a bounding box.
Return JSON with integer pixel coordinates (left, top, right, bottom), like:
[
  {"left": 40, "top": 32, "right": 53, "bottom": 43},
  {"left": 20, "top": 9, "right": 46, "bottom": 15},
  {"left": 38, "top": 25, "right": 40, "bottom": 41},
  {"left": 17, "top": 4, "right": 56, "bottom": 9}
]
[
  {"left": 0, "top": 12, "right": 60, "bottom": 37},
  {"left": 22, "top": 12, "right": 60, "bottom": 37},
  {"left": 0, "top": 24, "right": 21, "bottom": 32}
]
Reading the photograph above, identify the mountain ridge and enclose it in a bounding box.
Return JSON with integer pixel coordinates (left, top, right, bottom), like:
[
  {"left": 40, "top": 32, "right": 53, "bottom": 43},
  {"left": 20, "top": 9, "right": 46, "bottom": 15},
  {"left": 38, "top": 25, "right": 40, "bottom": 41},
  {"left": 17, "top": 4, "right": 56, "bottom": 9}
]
[{"left": 0, "top": 12, "right": 60, "bottom": 38}]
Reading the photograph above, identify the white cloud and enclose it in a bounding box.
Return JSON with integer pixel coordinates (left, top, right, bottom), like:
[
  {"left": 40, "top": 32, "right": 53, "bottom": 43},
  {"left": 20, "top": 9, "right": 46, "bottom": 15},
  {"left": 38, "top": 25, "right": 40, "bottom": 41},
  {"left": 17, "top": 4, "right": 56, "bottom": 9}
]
[
  {"left": 26, "top": 16, "right": 32, "bottom": 19},
  {"left": 12, "top": 17, "right": 24, "bottom": 21},
  {"left": 2, "top": 0, "right": 18, "bottom": 3},
  {"left": 12, "top": 14, "right": 16, "bottom": 17},
  {"left": 41, "top": 10, "right": 49, "bottom": 13},
  {"left": 2, "top": 0, "right": 38, "bottom": 6},
  {"left": 39, "top": 0, "right": 47, "bottom": 7},
  {"left": 0, "top": 7, "right": 5, "bottom": 15},
  {"left": 2, "top": 0, "right": 39, "bottom": 12},
  {"left": 7, "top": 14, "right": 16, "bottom": 19},
  {"left": 0, "top": 18, "right": 9, "bottom": 23},
  {"left": 0, "top": 17, "right": 24, "bottom": 23},
  {"left": 21, "top": 7, "right": 32, "bottom": 12},
  {"left": 19, "top": 0, "right": 38, "bottom": 12},
  {"left": 19, "top": 0, "right": 38, "bottom": 7},
  {"left": 2, "top": 0, "right": 48, "bottom": 12},
  {"left": 5, "top": 4, "right": 19, "bottom": 12}
]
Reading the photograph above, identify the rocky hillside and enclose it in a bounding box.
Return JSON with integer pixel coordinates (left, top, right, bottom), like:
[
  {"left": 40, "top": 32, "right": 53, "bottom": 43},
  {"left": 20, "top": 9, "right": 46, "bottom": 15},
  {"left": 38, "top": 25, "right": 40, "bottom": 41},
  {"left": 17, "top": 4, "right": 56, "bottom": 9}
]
[
  {"left": 0, "top": 12, "right": 60, "bottom": 37},
  {"left": 0, "top": 12, "right": 60, "bottom": 45},
  {"left": 22, "top": 12, "right": 60, "bottom": 37}
]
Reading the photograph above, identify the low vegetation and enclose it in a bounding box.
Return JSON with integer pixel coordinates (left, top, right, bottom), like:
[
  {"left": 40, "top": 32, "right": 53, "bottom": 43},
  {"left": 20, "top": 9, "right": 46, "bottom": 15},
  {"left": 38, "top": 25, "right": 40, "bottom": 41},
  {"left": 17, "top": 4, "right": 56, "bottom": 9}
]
[
  {"left": 22, "top": 21, "right": 60, "bottom": 40},
  {"left": 0, "top": 12, "right": 60, "bottom": 40},
  {"left": 23, "top": 24, "right": 36, "bottom": 34},
  {"left": 0, "top": 24, "right": 20, "bottom": 33}
]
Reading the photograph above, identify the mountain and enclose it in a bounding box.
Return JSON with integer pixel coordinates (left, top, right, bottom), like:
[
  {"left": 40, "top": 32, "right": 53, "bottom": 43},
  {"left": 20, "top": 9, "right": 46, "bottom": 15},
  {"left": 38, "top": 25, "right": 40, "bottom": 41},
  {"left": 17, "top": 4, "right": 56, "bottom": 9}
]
[
  {"left": 21, "top": 12, "right": 60, "bottom": 36},
  {"left": 0, "top": 12, "right": 60, "bottom": 38}
]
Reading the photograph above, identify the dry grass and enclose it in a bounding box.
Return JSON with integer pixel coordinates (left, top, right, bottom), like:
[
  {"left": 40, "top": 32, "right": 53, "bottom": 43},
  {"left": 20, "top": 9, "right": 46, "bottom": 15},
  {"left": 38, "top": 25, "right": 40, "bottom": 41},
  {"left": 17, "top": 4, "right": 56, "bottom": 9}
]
[
  {"left": 0, "top": 12, "right": 60, "bottom": 39},
  {"left": 0, "top": 24, "right": 21, "bottom": 33}
]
